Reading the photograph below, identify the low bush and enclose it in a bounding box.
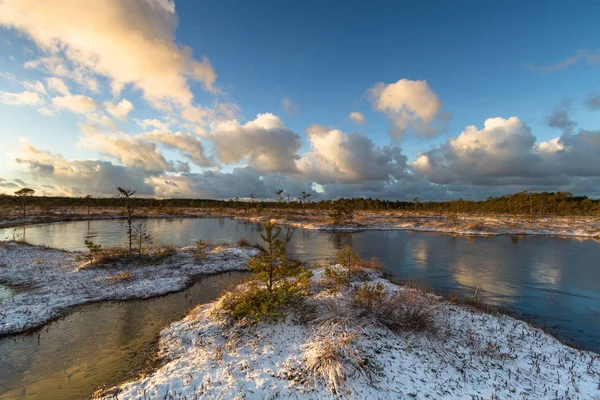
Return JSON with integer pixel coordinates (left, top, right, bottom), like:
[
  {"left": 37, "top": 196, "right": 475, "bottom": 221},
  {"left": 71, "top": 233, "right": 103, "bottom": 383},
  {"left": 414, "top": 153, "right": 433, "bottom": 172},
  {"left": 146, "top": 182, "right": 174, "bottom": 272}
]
[
  {"left": 194, "top": 239, "right": 208, "bottom": 259},
  {"left": 352, "top": 283, "right": 436, "bottom": 333},
  {"left": 215, "top": 275, "right": 310, "bottom": 324},
  {"left": 236, "top": 237, "right": 251, "bottom": 247},
  {"left": 152, "top": 245, "right": 177, "bottom": 262}
]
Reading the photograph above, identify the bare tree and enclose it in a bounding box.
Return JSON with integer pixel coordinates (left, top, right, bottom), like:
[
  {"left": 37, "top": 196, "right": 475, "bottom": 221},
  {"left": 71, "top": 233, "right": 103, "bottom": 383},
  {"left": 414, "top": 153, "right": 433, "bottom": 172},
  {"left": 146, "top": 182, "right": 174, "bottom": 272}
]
[
  {"left": 274, "top": 189, "right": 284, "bottom": 203},
  {"left": 85, "top": 194, "right": 93, "bottom": 215},
  {"left": 116, "top": 187, "right": 137, "bottom": 253},
  {"left": 300, "top": 191, "right": 311, "bottom": 214},
  {"left": 15, "top": 188, "right": 35, "bottom": 217}
]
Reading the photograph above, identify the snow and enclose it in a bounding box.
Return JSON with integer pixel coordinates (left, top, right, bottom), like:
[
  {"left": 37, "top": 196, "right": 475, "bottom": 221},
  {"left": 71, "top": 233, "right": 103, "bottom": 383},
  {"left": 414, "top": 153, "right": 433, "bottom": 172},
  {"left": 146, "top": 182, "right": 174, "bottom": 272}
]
[
  {"left": 102, "top": 269, "right": 600, "bottom": 399},
  {"left": 249, "top": 214, "right": 600, "bottom": 239},
  {"left": 0, "top": 242, "right": 258, "bottom": 336}
]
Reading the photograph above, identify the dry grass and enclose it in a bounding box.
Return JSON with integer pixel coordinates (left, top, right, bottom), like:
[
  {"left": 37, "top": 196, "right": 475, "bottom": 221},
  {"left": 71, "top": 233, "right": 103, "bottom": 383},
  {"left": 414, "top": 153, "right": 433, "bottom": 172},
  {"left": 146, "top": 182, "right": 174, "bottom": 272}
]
[
  {"left": 353, "top": 283, "right": 437, "bottom": 333},
  {"left": 106, "top": 271, "right": 134, "bottom": 284},
  {"left": 303, "top": 322, "right": 368, "bottom": 395}
]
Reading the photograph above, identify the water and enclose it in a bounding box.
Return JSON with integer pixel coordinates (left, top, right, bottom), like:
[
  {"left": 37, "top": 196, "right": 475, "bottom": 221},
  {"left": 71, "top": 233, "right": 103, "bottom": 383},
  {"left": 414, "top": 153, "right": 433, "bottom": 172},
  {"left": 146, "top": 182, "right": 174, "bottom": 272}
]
[
  {"left": 1, "top": 218, "right": 599, "bottom": 398},
  {"left": 0, "top": 272, "right": 247, "bottom": 400}
]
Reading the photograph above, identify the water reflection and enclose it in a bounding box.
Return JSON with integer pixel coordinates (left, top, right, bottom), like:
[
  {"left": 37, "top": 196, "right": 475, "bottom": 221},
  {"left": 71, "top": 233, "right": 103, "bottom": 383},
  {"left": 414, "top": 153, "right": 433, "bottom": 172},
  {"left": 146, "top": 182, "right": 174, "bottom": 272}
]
[
  {"left": 1, "top": 218, "right": 599, "bottom": 350},
  {"left": 0, "top": 272, "right": 247, "bottom": 400}
]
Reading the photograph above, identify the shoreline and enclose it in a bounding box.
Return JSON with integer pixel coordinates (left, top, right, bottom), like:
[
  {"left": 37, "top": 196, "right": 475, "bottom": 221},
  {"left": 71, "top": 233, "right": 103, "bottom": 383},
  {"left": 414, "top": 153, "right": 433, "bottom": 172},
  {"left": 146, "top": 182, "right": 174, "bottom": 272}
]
[
  {"left": 101, "top": 268, "right": 600, "bottom": 399},
  {"left": 0, "top": 242, "right": 258, "bottom": 337},
  {"left": 1, "top": 209, "right": 600, "bottom": 240}
]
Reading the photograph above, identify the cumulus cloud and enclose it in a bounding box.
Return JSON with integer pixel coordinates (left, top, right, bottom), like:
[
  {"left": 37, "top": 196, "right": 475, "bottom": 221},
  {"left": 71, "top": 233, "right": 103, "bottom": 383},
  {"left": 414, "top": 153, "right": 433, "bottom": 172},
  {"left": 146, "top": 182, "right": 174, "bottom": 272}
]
[
  {"left": 368, "top": 79, "right": 450, "bottom": 140},
  {"left": 281, "top": 97, "right": 297, "bottom": 116},
  {"left": 297, "top": 124, "right": 407, "bottom": 184},
  {"left": 139, "top": 131, "right": 212, "bottom": 167},
  {"left": 45, "top": 77, "right": 70, "bottom": 95},
  {"left": 0, "top": 90, "right": 44, "bottom": 106},
  {"left": 14, "top": 138, "right": 154, "bottom": 195},
  {"left": 0, "top": 0, "right": 217, "bottom": 110},
  {"left": 52, "top": 94, "right": 98, "bottom": 114},
  {"left": 413, "top": 111, "right": 600, "bottom": 190},
  {"left": 349, "top": 112, "right": 366, "bottom": 125},
  {"left": 412, "top": 117, "right": 546, "bottom": 185},
  {"left": 208, "top": 113, "right": 301, "bottom": 173},
  {"left": 104, "top": 99, "right": 134, "bottom": 121},
  {"left": 546, "top": 102, "right": 577, "bottom": 135}
]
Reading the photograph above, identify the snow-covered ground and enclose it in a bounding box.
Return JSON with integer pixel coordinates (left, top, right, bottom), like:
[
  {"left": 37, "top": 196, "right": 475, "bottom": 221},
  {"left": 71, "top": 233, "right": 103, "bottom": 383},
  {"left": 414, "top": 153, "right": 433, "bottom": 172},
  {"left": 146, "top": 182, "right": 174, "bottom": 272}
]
[
  {"left": 248, "top": 213, "right": 600, "bottom": 239},
  {"left": 102, "top": 269, "right": 600, "bottom": 399},
  {"left": 0, "top": 242, "right": 257, "bottom": 336}
]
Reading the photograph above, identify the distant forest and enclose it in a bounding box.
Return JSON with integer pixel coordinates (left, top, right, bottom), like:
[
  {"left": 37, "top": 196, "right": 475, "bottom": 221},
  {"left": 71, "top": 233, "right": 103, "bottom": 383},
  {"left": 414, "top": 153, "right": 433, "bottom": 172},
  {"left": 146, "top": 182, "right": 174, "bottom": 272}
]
[{"left": 1, "top": 191, "right": 599, "bottom": 216}]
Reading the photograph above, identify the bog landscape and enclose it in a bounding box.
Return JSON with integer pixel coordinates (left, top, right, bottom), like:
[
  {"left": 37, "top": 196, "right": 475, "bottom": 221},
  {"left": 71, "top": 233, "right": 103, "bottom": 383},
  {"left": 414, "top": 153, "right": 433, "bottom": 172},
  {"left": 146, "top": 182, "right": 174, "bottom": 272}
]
[{"left": 0, "top": 1, "right": 599, "bottom": 399}]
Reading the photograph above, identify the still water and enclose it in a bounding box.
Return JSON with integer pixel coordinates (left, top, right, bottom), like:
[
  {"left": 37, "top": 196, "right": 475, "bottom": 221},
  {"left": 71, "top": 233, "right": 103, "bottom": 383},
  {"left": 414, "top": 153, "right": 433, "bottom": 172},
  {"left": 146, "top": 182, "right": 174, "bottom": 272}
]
[{"left": 1, "top": 218, "right": 599, "bottom": 399}]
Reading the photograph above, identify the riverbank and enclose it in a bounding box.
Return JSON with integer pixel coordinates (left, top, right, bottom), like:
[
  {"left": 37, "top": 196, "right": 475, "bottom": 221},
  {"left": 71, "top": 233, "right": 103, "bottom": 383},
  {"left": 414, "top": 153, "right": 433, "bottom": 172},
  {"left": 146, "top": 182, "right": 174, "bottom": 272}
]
[
  {"left": 241, "top": 213, "right": 600, "bottom": 239},
  {"left": 100, "top": 268, "right": 600, "bottom": 399},
  {"left": 2, "top": 207, "right": 599, "bottom": 240},
  {"left": 0, "top": 242, "right": 258, "bottom": 336}
]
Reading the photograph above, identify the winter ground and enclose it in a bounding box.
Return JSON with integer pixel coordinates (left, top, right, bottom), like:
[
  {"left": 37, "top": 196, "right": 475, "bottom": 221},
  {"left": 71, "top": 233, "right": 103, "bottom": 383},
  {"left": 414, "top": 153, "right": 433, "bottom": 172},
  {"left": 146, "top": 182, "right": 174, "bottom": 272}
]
[
  {"left": 2, "top": 207, "right": 599, "bottom": 240},
  {"left": 0, "top": 242, "right": 257, "bottom": 336},
  {"left": 102, "top": 269, "right": 600, "bottom": 400},
  {"left": 242, "top": 212, "right": 600, "bottom": 239}
]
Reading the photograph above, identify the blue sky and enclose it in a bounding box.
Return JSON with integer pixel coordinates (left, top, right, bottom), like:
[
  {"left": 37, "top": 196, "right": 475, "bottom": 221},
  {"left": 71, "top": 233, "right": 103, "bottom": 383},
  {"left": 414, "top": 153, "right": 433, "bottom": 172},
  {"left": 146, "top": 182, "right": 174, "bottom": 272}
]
[{"left": 1, "top": 0, "right": 600, "bottom": 199}]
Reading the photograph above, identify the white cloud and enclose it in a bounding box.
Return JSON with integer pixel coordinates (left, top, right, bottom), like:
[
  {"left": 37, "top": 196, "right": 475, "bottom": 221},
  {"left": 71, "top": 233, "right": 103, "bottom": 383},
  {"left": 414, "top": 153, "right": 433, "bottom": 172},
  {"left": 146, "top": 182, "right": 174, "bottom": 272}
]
[
  {"left": 45, "top": 77, "right": 70, "bottom": 95},
  {"left": 52, "top": 94, "right": 98, "bottom": 114},
  {"left": 368, "top": 78, "right": 449, "bottom": 139},
  {"left": 0, "top": 90, "right": 44, "bottom": 106},
  {"left": 348, "top": 111, "right": 366, "bottom": 125},
  {"left": 297, "top": 124, "right": 407, "bottom": 184},
  {"left": 104, "top": 98, "right": 134, "bottom": 120},
  {"left": 208, "top": 113, "right": 301, "bottom": 173},
  {"left": 1, "top": 0, "right": 217, "bottom": 110}
]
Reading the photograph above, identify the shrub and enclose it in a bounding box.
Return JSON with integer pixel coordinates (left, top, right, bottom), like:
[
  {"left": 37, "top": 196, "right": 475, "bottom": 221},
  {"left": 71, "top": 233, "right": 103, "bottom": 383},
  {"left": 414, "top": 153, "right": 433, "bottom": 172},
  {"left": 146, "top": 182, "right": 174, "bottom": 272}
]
[
  {"left": 94, "top": 246, "right": 129, "bottom": 265},
  {"left": 216, "top": 276, "right": 309, "bottom": 324},
  {"left": 152, "top": 245, "right": 177, "bottom": 262},
  {"left": 236, "top": 237, "right": 251, "bottom": 247},
  {"left": 352, "top": 283, "right": 436, "bottom": 332}
]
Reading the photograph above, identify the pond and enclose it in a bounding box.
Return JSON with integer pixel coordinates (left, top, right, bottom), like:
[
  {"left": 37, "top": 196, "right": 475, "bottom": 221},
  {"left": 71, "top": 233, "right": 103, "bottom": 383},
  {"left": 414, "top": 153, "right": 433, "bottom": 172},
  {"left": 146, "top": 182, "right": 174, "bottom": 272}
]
[{"left": 1, "top": 218, "right": 599, "bottom": 399}]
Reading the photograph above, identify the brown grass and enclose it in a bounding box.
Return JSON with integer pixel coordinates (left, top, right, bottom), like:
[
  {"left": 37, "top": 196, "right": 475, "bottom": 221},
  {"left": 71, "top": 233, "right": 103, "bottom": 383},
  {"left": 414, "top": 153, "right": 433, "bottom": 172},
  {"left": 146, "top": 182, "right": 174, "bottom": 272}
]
[
  {"left": 303, "top": 323, "right": 367, "bottom": 395},
  {"left": 106, "top": 271, "right": 134, "bottom": 284}
]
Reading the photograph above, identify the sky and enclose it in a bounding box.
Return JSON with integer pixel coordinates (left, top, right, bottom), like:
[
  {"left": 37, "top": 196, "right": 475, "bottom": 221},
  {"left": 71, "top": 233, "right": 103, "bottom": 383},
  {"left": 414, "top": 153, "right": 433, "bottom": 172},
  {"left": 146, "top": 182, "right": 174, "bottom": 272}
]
[{"left": 1, "top": 0, "right": 600, "bottom": 200}]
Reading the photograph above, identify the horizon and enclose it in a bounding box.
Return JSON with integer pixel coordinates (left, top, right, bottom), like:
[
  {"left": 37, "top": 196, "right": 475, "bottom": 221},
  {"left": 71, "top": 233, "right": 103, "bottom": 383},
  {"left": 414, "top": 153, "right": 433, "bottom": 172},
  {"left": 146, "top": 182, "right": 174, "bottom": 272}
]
[{"left": 1, "top": 1, "right": 600, "bottom": 201}]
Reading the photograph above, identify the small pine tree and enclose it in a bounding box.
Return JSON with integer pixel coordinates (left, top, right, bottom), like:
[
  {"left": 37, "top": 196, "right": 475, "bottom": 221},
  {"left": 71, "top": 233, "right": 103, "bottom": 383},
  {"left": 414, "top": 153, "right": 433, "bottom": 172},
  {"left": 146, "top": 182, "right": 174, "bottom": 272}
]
[
  {"left": 195, "top": 239, "right": 208, "bottom": 259},
  {"left": 132, "top": 221, "right": 153, "bottom": 256},
  {"left": 116, "top": 187, "right": 137, "bottom": 253},
  {"left": 249, "top": 220, "right": 300, "bottom": 293},
  {"left": 336, "top": 245, "right": 360, "bottom": 287},
  {"left": 84, "top": 239, "right": 102, "bottom": 265}
]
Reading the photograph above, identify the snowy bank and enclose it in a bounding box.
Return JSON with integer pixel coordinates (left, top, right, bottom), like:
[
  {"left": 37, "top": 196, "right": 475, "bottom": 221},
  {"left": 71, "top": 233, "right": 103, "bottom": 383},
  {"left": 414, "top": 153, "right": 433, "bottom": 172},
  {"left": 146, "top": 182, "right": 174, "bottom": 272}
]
[
  {"left": 102, "top": 269, "right": 600, "bottom": 399},
  {"left": 0, "top": 242, "right": 257, "bottom": 336},
  {"left": 242, "top": 213, "right": 600, "bottom": 240}
]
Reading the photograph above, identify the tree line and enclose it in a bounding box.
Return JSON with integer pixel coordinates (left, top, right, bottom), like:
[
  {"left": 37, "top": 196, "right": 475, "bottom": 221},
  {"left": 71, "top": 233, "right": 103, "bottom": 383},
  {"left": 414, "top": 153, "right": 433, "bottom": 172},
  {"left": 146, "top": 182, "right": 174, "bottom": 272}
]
[{"left": 1, "top": 190, "right": 599, "bottom": 216}]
